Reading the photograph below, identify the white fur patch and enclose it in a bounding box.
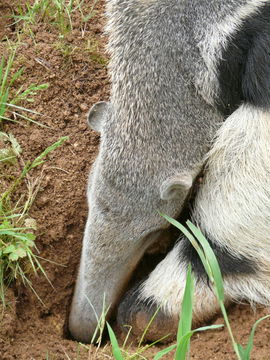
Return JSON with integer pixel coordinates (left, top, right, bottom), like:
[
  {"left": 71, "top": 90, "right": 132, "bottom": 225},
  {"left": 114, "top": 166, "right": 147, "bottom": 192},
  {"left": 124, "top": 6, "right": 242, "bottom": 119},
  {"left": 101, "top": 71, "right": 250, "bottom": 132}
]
[{"left": 193, "top": 105, "right": 270, "bottom": 274}]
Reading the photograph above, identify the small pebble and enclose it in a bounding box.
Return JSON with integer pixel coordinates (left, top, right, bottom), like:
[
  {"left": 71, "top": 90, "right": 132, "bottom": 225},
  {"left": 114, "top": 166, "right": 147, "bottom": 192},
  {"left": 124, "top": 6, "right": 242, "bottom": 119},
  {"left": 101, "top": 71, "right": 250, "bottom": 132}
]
[{"left": 79, "top": 103, "right": 88, "bottom": 111}]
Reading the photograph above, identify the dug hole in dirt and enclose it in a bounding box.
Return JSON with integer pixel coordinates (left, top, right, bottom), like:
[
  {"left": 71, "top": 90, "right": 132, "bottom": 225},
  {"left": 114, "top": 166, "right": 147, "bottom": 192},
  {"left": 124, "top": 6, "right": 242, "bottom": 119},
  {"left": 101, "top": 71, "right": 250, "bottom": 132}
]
[{"left": 1, "top": 1, "right": 270, "bottom": 359}]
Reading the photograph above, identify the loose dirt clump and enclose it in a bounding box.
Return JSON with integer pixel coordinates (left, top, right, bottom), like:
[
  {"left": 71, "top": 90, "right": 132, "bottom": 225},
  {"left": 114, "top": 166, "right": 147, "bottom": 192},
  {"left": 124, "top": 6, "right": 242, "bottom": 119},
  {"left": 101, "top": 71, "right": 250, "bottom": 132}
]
[
  {"left": 0, "top": 2, "right": 17, "bottom": 40},
  {"left": 1, "top": 1, "right": 270, "bottom": 359}
]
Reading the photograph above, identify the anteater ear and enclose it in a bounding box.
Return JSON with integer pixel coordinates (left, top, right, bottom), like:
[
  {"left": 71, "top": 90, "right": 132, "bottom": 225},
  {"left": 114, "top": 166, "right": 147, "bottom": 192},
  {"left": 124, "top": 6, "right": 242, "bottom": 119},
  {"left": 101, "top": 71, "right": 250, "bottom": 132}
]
[
  {"left": 87, "top": 101, "right": 110, "bottom": 132},
  {"left": 160, "top": 173, "right": 193, "bottom": 201}
]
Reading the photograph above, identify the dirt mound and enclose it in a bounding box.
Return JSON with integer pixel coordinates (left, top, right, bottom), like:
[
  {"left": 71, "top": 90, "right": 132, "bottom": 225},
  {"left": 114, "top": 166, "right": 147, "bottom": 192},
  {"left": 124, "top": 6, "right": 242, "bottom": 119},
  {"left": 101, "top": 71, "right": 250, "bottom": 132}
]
[{"left": 1, "top": 1, "right": 270, "bottom": 359}]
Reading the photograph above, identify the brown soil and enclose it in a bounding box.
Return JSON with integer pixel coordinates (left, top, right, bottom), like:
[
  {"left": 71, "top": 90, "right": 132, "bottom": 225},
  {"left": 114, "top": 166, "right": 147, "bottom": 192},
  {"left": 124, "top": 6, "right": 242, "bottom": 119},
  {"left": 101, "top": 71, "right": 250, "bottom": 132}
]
[{"left": 1, "top": 1, "right": 270, "bottom": 359}]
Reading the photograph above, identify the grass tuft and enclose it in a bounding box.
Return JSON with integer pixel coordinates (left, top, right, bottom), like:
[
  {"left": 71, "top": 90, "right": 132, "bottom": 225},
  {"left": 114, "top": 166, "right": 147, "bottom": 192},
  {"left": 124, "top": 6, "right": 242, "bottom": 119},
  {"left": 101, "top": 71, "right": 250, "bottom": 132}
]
[
  {"left": 0, "top": 136, "right": 68, "bottom": 305},
  {"left": 0, "top": 49, "right": 49, "bottom": 126},
  {"left": 12, "top": 0, "right": 99, "bottom": 38}
]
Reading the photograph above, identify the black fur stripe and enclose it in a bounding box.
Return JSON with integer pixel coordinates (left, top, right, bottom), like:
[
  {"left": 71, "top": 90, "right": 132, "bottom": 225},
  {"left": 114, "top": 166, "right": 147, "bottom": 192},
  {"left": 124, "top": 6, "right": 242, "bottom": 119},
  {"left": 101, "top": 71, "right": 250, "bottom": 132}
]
[
  {"left": 217, "top": 3, "right": 270, "bottom": 115},
  {"left": 181, "top": 235, "right": 257, "bottom": 279}
]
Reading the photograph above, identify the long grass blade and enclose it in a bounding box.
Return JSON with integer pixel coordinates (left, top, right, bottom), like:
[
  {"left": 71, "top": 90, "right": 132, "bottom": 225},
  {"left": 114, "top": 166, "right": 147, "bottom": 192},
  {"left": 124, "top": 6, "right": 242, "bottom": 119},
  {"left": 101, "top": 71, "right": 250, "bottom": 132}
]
[
  {"left": 154, "top": 344, "right": 177, "bottom": 360},
  {"left": 186, "top": 221, "right": 224, "bottom": 301},
  {"left": 107, "top": 322, "right": 124, "bottom": 360},
  {"left": 241, "top": 315, "right": 270, "bottom": 359},
  {"left": 177, "top": 264, "right": 194, "bottom": 339},
  {"left": 175, "top": 264, "right": 194, "bottom": 359},
  {"left": 159, "top": 213, "right": 212, "bottom": 282}
]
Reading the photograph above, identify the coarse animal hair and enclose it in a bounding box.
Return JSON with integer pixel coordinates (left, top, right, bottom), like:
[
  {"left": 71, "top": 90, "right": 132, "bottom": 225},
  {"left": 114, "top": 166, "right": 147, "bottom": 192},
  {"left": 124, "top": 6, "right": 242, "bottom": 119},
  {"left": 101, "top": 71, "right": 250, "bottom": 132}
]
[{"left": 69, "top": 0, "right": 270, "bottom": 343}]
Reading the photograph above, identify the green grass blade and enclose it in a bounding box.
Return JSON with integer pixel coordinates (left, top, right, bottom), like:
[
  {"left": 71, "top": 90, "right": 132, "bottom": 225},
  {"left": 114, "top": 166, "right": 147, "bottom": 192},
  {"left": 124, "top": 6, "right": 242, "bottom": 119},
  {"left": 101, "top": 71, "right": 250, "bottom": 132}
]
[
  {"left": 186, "top": 221, "right": 224, "bottom": 301},
  {"left": 175, "top": 332, "right": 194, "bottom": 360},
  {"left": 161, "top": 215, "right": 241, "bottom": 359},
  {"left": 236, "top": 344, "right": 246, "bottom": 359},
  {"left": 138, "top": 302, "right": 165, "bottom": 347},
  {"left": 176, "top": 325, "right": 224, "bottom": 360},
  {"left": 107, "top": 322, "right": 124, "bottom": 360},
  {"left": 174, "top": 264, "right": 194, "bottom": 359},
  {"left": 30, "top": 136, "right": 69, "bottom": 169},
  {"left": 1, "top": 51, "right": 15, "bottom": 95},
  {"left": 9, "top": 67, "right": 24, "bottom": 87},
  {"left": 0, "top": 56, "right": 4, "bottom": 83},
  {"left": 159, "top": 213, "right": 212, "bottom": 281},
  {"left": 154, "top": 344, "right": 177, "bottom": 360},
  {"left": 0, "top": 229, "right": 34, "bottom": 240},
  {"left": 0, "top": 92, "right": 9, "bottom": 118},
  {"left": 241, "top": 315, "right": 270, "bottom": 359},
  {"left": 161, "top": 213, "right": 224, "bottom": 300},
  {"left": 4, "top": 103, "right": 42, "bottom": 114},
  {"left": 192, "top": 324, "right": 224, "bottom": 332},
  {"left": 177, "top": 264, "right": 194, "bottom": 339}
]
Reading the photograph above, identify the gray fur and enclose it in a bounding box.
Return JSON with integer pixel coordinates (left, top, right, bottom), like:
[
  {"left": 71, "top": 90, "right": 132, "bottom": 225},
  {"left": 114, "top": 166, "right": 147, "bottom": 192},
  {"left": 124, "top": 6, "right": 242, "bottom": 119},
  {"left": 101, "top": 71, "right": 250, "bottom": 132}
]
[{"left": 69, "top": 0, "right": 268, "bottom": 342}]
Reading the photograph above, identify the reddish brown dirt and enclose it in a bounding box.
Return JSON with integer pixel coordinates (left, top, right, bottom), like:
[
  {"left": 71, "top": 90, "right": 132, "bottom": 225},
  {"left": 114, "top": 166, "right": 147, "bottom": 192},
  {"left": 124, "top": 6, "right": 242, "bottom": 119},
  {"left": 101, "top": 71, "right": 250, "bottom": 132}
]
[{"left": 1, "top": 1, "right": 270, "bottom": 359}]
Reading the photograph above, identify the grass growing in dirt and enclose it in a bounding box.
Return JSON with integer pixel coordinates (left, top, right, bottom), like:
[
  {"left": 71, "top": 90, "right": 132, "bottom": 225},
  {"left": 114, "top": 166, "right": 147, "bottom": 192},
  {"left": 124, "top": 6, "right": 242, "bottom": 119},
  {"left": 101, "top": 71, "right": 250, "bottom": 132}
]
[
  {"left": 12, "top": 0, "right": 99, "bottom": 37},
  {"left": 0, "top": 132, "right": 68, "bottom": 305},
  {"left": 0, "top": 45, "right": 68, "bottom": 305},
  {"left": 10, "top": 0, "right": 108, "bottom": 66},
  {"left": 0, "top": 49, "right": 49, "bottom": 125}
]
